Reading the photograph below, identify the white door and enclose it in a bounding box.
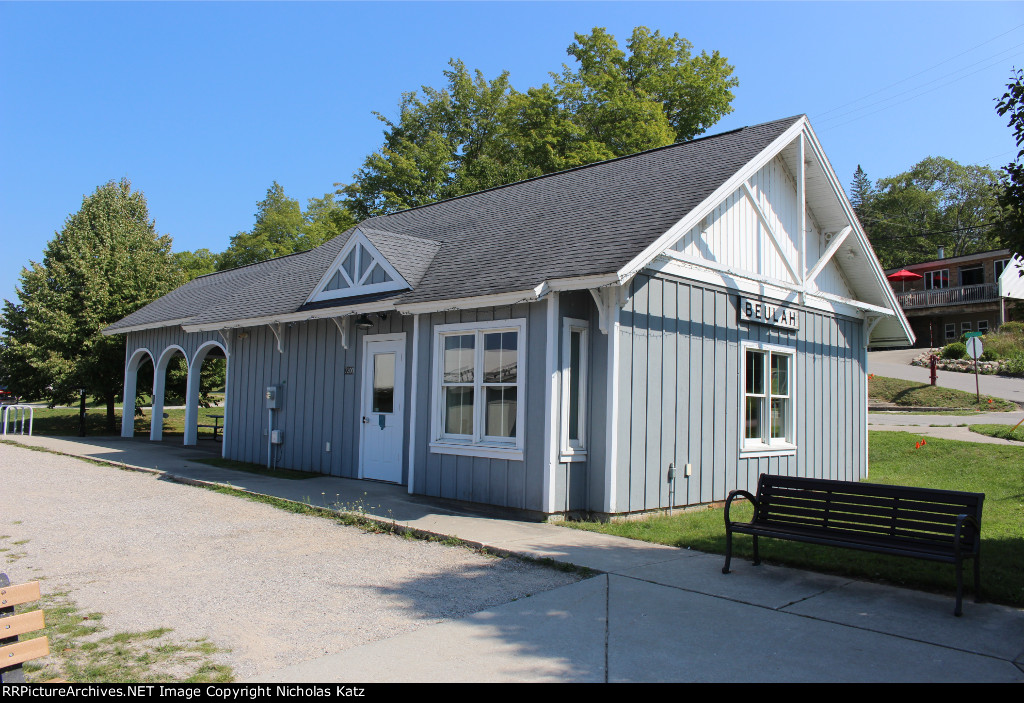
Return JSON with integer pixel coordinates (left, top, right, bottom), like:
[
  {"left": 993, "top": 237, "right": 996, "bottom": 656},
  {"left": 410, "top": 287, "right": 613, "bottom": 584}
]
[{"left": 359, "top": 335, "right": 406, "bottom": 483}]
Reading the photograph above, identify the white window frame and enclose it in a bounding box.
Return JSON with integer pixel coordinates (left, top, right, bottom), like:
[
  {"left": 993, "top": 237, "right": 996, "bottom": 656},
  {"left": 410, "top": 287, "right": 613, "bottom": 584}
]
[
  {"left": 961, "top": 321, "right": 972, "bottom": 335},
  {"left": 740, "top": 341, "right": 796, "bottom": 456},
  {"left": 560, "top": 318, "right": 589, "bottom": 462},
  {"left": 977, "top": 320, "right": 989, "bottom": 335},
  {"left": 429, "top": 318, "right": 527, "bottom": 461},
  {"left": 945, "top": 323, "right": 956, "bottom": 340}
]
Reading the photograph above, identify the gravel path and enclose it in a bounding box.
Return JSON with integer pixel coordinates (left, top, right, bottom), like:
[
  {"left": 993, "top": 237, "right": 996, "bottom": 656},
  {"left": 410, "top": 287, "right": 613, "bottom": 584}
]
[{"left": 0, "top": 443, "right": 580, "bottom": 680}]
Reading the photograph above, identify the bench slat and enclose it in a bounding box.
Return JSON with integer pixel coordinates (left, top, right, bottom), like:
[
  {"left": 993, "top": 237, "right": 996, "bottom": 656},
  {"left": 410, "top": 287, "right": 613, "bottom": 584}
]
[
  {"left": 0, "top": 610, "right": 45, "bottom": 639},
  {"left": 0, "top": 582, "right": 40, "bottom": 609},
  {"left": 762, "top": 494, "right": 967, "bottom": 525},
  {"left": 0, "top": 636, "right": 49, "bottom": 668},
  {"left": 759, "top": 503, "right": 971, "bottom": 538},
  {"left": 762, "top": 486, "right": 979, "bottom": 516}
]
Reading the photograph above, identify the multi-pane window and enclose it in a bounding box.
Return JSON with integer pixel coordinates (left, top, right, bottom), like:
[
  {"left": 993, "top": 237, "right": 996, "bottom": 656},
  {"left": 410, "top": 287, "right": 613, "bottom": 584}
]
[
  {"left": 560, "top": 319, "right": 588, "bottom": 459},
  {"left": 743, "top": 345, "right": 794, "bottom": 451},
  {"left": 961, "top": 321, "right": 972, "bottom": 335},
  {"left": 945, "top": 323, "right": 956, "bottom": 340},
  {"left": 995, "top": 259, "right": 1010, "bottom": 280},
  {"left": 433, "top": 320, "right": 525, "bottom": 455},
  {"left": 978, "top": 320, "right": 989, "bottom": 335},
  {"left": 925, "top": 269, "right": 949, "bottom": 289}
]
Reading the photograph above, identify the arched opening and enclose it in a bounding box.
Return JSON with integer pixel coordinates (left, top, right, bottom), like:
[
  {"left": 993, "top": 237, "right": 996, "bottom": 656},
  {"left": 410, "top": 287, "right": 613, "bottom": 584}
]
[
  {"left": 121, "top": 348, "right": 155, "bottom": 438},
  {"left": 184, "top": 341, "right": 229, "bottom": 452},
  {"left": 151, "top": 346, "right": 188, "bottom": 442}
]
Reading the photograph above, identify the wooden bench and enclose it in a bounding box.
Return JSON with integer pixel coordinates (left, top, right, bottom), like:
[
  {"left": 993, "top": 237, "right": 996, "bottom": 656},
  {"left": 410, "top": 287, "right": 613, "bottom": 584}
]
[
  {"left": 722, "top": 474, "right": 984, "bottom": 616},
  {"left": 197, "top": 414, "right": 223, "bottom": 441},
  {"left": 0, "top": 574, "right": 50, "bottom": 683}
]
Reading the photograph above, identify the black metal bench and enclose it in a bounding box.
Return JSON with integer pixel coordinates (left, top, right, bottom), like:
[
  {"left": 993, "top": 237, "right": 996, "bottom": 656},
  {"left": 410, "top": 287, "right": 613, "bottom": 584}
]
[{"left": 722, "top": 474, "right": 984, "bottom": 616}]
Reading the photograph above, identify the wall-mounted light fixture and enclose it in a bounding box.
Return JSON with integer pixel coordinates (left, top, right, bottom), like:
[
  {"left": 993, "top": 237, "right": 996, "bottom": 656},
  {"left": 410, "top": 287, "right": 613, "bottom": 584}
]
[{"left": 355, "top": 313, "right": 374, "bottom": 330}]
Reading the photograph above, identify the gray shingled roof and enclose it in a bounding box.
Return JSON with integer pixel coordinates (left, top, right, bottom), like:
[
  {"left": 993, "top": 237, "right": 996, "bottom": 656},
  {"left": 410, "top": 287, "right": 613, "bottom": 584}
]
[{"left": 105, "top": 115, "right": 800, "bottom": 333}]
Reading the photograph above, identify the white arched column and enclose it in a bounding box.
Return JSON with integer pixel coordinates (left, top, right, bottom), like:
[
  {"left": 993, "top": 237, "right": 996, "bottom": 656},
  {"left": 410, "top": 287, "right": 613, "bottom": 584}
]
[
  {"left": 122, "top": 348, "right": 154, "bottom": 437},
  {"left": 151, "top": 346, "right": 186, "bottom": 442},
  {"left": 184, "top": 341, "right": 228, "bottom": 448}
]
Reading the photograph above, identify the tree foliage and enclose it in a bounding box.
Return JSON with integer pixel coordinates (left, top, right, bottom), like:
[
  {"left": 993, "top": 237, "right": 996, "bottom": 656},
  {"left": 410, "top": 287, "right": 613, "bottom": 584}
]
[
  {"left": 340, "top": 26, "right": 738, "bottom": 219},
  {"left": 217, "top": 183, "right": 355, "bottom": 271},
  {"left": 853, "top": 157, "right": 1002, "bottom": 269},
  {"left": 995, "top": 67, "right": 1024, "bottom": 253},
  {"left": 0, "top": 180, "right": 184, "bottom": 428}
]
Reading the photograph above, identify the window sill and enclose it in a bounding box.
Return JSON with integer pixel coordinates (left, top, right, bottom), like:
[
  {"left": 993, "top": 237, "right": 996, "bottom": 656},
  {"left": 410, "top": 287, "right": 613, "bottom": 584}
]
[
  {"left": 430, "top": 441, "right": 524, "bottom": 461},
  {"left": 740, "top": 443, "right": 796, "bottom": 458},
  {"left": 559, "top": 449, "right": 588, "bottom": 463}
]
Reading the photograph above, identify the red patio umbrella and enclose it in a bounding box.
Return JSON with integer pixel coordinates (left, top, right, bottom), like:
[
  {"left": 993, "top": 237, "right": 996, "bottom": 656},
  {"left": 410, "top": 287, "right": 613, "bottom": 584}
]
[{"left": 887, "top": 269, "right": 923, "bottom": 291}]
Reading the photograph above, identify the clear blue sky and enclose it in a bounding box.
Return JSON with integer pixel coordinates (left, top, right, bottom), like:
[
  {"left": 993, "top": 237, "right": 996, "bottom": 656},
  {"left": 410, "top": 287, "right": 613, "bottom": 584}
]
[{"left": 2, "top": 1, "right": 1022, "bottom": 302}]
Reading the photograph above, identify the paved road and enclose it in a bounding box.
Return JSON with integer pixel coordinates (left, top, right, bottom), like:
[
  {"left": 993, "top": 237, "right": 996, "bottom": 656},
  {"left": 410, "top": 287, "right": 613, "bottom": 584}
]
[
  {"left": 868, "top": 349, "right": 1024, "bottom": 406},
  {"left": 4, "top": 435, "right": 1023, "bottom": 682}
]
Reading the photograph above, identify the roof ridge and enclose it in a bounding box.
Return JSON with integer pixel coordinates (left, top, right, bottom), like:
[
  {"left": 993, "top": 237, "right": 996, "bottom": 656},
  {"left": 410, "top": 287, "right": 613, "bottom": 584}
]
[{"left": 368, "top": 115, "right": 805, "bottom": 220}]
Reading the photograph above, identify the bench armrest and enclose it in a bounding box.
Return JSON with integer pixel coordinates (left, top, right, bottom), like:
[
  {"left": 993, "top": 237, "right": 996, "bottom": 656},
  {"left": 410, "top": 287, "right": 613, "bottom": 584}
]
[
  {"left": 953, "top": 514, "right": 981, "bottom": 559},
  {"left": 725, "top": 490, "right": 758, "bottom": 525}
]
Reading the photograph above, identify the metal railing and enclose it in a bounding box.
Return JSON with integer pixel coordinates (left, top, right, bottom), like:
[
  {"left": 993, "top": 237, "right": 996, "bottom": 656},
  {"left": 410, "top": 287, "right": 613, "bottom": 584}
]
[
  {"left": 1, "top": 405, "right": 34, "bottom": 436},
  {"left": 894, "top": 283, "right": 999, "bottom": 309}
]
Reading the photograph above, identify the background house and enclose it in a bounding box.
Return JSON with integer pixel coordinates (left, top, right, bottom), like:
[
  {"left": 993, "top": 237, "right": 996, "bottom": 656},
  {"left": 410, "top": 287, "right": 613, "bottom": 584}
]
[{"left": 886, "top": 249, "right": 1021, "bottom": 347}]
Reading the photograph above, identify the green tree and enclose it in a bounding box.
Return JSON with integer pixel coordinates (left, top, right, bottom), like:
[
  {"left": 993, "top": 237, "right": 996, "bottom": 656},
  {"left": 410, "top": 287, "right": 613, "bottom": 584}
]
[
  {"left": 173, "top": 248, "right": 220, "bottom": 280},
  {"left": 995, "top": 67, "right": 1024, "bottom": 253},
  {"left": 857, "top": 157, "right": 1002, "bottom": 268},
  {"left": 849, "top": 165, "right": 874, "bottom": 220},
  {"left": 218, "top": 183, "right": 355, "bottom": 270},
  {"left": 340, "top": 26, "right": 738, "bottom": 218},
  {"left": 0, "top": 179, "right": 184, "bottom": 429}
]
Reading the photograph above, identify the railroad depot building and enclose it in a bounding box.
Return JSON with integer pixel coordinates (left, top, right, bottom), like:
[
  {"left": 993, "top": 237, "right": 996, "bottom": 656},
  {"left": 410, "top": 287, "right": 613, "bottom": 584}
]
[{"left": 104, "top": 115, "right": 913, "bottom": 518}]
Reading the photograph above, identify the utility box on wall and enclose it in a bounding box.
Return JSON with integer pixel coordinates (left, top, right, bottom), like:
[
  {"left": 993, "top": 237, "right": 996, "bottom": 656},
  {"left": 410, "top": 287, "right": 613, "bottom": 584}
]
[
  {"left": 270, "top": 429, "right": 283, "bottom": 445},
  {"left": 265, "top": 385, "right": 280, "bottom": 409}
]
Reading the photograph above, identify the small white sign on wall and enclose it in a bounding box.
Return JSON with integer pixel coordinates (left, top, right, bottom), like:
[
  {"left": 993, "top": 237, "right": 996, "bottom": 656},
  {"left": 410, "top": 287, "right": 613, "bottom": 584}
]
[{"left": 739, "top": 297, "right": 800, "bottom": 331}]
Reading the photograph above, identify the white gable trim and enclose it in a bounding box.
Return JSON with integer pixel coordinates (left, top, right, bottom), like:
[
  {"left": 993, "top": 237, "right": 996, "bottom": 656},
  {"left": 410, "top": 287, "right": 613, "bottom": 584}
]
[{"left": 306, "top": 228, "right": 410, "bottom": 304}]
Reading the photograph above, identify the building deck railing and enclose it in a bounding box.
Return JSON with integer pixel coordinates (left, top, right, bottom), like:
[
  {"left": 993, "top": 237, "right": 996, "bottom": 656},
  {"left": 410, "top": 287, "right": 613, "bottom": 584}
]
[{"left": 894, "top": 282, "right": 999, "bottom": 309}]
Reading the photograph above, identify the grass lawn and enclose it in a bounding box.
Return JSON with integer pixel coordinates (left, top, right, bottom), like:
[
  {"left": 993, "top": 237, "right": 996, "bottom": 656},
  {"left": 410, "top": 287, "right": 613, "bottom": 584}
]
[
  {"left": 969, "top": 423, "right": 1024, "bottom": 442},
  {"left": 868, "top": 375, "right": 1016, "bottom": 411},
  {"left": 3, "top": 405, "right": 224, "bottom": 437},
  {"left": 567, "top": 431, "right": 1024, "bottom": 607}
]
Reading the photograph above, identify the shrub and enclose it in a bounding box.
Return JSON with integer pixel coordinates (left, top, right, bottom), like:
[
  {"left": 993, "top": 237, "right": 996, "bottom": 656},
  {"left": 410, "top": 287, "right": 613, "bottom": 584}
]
[
  {"left": 998, "top": 321, "right": 1024, "bottom": 337},
  {"left": 980, "top": 349, "right": 999, "bottom": 361},
  {"left": 941, "top": 342, "right": 967, "bottom": 360}
]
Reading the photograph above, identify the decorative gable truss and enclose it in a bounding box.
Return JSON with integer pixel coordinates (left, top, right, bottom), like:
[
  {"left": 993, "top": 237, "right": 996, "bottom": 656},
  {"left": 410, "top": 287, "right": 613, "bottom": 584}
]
[
  {"left": 307, "top": 229, "right": 410, "bottom": 303},
  {"left": 617, "top": 118, "right": 912, "bottom": 345}
]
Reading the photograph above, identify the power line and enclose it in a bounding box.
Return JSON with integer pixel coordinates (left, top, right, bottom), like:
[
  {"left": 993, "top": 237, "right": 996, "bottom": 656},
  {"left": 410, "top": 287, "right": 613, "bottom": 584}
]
[
  {"left": 814, "top": 23, "right": 1024, "bottom": 120},
  {"left": 815, "top": 43, "right": 1024, "bottom": 129}
]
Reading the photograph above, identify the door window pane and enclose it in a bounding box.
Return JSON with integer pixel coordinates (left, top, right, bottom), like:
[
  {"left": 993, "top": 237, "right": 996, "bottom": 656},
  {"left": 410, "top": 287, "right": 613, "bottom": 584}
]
[{"left": 372, "top": 353, "right": 395, "bottom": 413}]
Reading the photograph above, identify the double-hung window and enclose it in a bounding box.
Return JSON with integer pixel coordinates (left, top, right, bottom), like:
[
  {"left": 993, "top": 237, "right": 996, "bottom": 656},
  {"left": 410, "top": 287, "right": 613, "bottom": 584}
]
[
  {"left": 431, "top": 319, "right": 526, "bottom": 460},
  {"left": 742, "top": 343, "right": 795, "bottom": 454}
]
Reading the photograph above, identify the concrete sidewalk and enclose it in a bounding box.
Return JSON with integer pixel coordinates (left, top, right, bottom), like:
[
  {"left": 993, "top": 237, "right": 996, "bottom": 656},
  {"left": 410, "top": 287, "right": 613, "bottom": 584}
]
[{"left": 5, "top": 434, "right": 1023, "bottom": 682}]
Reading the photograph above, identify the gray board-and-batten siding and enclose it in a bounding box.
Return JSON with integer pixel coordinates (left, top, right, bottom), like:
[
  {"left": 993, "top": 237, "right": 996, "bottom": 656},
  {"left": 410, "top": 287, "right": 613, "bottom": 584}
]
[
  {"left": 614, "top": 273, "right": 867, "bottom": 515},
  {"left": 124, "top": 274, "right": 867, "bottom": 516}
]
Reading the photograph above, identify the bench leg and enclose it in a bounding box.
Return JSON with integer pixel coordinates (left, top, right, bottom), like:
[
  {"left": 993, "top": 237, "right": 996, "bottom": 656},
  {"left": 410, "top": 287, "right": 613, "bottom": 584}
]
[
  {"left": 723, "top": 529, "right": 732, "bottom": 574},
  {"left": 954, "top": 559, "right": 964, "bottom": 617},
  {"left": 752, "top": 534, "right": 761, "bottom": 566},
  {"left": 974, "top": 554, "right": 982, "bottom": 604}
]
